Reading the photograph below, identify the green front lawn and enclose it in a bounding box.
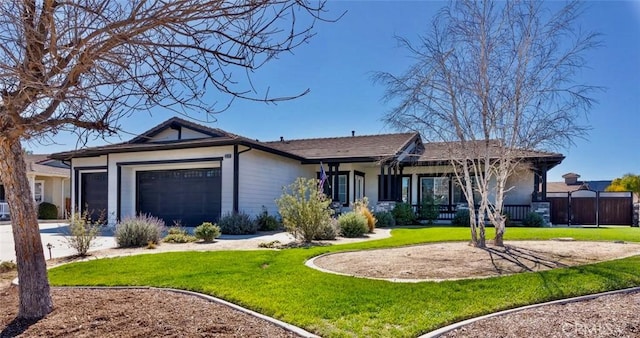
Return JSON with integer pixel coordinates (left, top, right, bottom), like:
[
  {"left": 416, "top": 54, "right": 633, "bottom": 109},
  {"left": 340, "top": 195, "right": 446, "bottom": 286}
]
[{"left": 49, "top": 226, "right": 640, "bottom": 337}]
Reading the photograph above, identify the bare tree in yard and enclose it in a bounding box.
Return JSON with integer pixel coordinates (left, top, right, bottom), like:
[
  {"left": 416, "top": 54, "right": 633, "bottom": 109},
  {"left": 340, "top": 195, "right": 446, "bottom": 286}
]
[
  {"left": 0, "top": 0, "right": 328, "bottom": 319},
  {"left": 376, "top": 0, "right": 599, "bottom": 247}
]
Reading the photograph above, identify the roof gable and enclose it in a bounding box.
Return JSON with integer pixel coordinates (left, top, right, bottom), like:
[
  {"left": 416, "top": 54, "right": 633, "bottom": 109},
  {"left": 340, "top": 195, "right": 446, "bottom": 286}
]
[{"left": 128, "top": 117, "right": 230, "bottom": 144}]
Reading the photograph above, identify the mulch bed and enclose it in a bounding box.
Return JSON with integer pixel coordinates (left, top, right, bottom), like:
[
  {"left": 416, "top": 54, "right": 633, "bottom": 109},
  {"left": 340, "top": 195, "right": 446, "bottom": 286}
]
[{"left": 0, "top": 286, "right": 300, "bottom": 338}]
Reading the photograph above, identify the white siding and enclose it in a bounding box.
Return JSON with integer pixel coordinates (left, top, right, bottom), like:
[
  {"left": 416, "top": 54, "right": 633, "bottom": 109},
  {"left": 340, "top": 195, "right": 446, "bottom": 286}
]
[
  {"left": 238, "top": 149, "right": 312, "bottom": 217},
  {"left": 70, "top": 156, "right": 108, "bottom": 218},
  {"left": 72, "top": 156, "right": 108, "bottom": 168},
  {"left": 149, "top": 127, "right": 211, "bottom": 142},
  {"left": 181, "top": 128, "right": 211, "bottom": 140}
]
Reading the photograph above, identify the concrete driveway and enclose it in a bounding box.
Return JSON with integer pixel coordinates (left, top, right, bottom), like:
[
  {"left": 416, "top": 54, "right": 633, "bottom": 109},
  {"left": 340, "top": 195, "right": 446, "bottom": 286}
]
[{"left": 0, "top": 222, "right": 117, "bottom": 262}]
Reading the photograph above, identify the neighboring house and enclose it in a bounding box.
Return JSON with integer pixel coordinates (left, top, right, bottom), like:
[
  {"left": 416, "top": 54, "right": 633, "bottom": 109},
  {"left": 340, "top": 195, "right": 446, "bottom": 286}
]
[
  {"left": 0, "top": 154, "right": 71, "bottom": 219},
  {"left": 546, "top": 172, "right": 613, "bottom": 193},
  {"left": 50, "top": 117, "right": 564, "bottom": 226},
  {"left": 546, "top": 173, "right": 636, "bottom": 226}
]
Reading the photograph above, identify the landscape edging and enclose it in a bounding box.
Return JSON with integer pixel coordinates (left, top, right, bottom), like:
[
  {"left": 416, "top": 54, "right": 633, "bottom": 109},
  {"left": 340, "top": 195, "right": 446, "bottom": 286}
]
[
  {"left": 30, "top": 285, "right": 320, "bottom": 338},
  {"left": 419, "top": 286, "right": 640, "bottom": 337}
]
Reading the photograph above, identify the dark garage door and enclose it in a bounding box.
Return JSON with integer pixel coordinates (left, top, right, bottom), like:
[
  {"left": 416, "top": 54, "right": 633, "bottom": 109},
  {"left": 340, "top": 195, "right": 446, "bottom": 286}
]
[
  {"left": 81, "top": 172, "right": 108, "bottom": 220},
  {"left": 136, "top": 168, "right": 221, "bottom": 227}
]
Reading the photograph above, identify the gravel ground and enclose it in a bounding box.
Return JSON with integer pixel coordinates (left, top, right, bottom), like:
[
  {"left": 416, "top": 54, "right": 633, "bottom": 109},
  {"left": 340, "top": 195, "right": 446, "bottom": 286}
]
[{"left": 311, "top": 240, "right": 640, "bottom": 281}]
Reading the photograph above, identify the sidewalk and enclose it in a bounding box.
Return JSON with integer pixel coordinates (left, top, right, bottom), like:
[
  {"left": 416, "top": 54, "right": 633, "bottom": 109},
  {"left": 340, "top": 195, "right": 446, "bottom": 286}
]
[{"left": 0, "top": 222, "right": 117, "bottom": 262}]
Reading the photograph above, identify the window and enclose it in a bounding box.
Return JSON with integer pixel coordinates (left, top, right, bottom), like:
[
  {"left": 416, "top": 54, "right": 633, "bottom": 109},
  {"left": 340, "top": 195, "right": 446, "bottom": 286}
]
[
  {"left": 34, "top": 180, "right": 44, "bottom": 203},
  {"left": 337, "top": 175, "right": 347, "bottom": 205},
  {"left": 354, "top": 172, "right": 365, "bottom": 201},
  {"left": 318, "top": 170, "right": 349, "bottom": 206},
  {"left": 420, "top": 177, "right": 450, "bottom": 205},
  {"left": 401, "top": 176, "right": 412, "bottom": 204},
  {"left": 452, "top": 178, "right": 481, "bottom": 205},
  {"left": 0, "top": 185, "right": 4, "bottom": 201}
]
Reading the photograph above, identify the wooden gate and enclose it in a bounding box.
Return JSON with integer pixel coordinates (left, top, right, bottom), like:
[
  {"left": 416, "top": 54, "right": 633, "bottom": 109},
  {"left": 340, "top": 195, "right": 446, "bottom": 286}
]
[{"left": 548, "top": 190, "right": 633, "bottom": 226}]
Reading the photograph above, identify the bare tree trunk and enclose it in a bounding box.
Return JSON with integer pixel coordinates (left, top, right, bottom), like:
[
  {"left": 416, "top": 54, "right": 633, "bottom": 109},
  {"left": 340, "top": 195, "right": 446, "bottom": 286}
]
[{"left": 0, "top": 137, "right": 53, "bottom": 319}]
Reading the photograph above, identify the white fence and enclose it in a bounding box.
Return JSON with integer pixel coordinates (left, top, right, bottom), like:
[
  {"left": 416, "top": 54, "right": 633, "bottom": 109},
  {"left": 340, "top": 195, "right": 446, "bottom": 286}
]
[{"left": 0, "top": 202, "right": 9, "bottom": 219}]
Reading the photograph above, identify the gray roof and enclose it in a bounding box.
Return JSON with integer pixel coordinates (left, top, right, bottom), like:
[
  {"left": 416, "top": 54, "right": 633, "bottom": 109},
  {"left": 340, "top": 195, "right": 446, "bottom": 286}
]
[
  {"left": 50, "top": 117, "right": 564, "bottom": 167},
  {"left": 265, "top": 133, "right": 420, "bottom": 161}
]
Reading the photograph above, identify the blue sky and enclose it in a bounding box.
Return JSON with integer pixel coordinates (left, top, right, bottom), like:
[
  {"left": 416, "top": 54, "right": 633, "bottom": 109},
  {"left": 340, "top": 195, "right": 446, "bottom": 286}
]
[{"left": 28, "top": 1, "right": 639, "bottom": 182}]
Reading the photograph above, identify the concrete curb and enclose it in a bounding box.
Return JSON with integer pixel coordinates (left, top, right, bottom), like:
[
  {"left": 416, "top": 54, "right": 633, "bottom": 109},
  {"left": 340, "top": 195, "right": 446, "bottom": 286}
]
[
  {"left": 305, "top": 252, "right": 429, "bottom": 283},
  {"left": 50, "top": 286, "right": 320, "bottom": 338},
  {"left": 419, "top": 286, "right": 640, "bottom": 337}
]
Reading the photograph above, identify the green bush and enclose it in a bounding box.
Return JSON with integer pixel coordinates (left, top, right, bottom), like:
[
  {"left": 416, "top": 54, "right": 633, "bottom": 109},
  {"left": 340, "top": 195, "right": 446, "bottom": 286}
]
[
  {"left": 392, "top": 202, "right": 415, "bottom": 225},
  {"left": 452, "top": 209, "right": 471, "bottom": 227},
  {"left": 276, "top": 177, "right": 333, "bottom": 243},
  {"left": 374, "top": 211, "right": 396, "bottom": 228},
  {"left": 163, "top": 226, "right": 197, "bottom": 243},
  {"left": 194, "top": 222, "right": 221, "bottom": 242},
  {"left": 314, "top": 218, "right": 340, "bottom": 240},
  {"left": 218, "top": 212, "right": 258, "bottom": 235},
  {"left": 418, "top": 195, "right": 440, "bottom": 224},
  {"left": 163, "top": 233, "right": 197, "bottom": 243},
  {"left": 338, "top": 211, "right": 368, "bottom": 238},
  {"left": 522, "top": 212, "right": 545, "bottom": 227},
  {"left": 255, "top": 206, "right": 280, "bottom": 231},
  {"left": 353, "top": 198, "right": 376, "bottom": 233},
  {"left": 115, "top": 214, "right": 165, "bottom": 248},
  {"left": 167, "top": 226, "right": 188, "bottom": 236},
  {"left": 63, "top": 211, "right": 103, "bottom": 256},
  {"left": 38, "top": 202, "right": 58, "bottom": 219}
]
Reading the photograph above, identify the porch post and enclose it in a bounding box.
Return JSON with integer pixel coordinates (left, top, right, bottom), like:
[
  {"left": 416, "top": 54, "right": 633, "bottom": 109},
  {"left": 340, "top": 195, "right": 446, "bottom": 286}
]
[
  {"left": 398, "top": 166, "right": 404, "bottom": 202},
  {"left": 379, "top": 165, "right": 385, "bottom": 200},
  {"left": 386, "top": 164, "right": 392, "bottom": 201},
  {"left": 541, "top": 163, "right": 548, "bottom": 201},
  {"left": 333, "top": 163, "right": 340, "bottom": 202},
  {"left": 327, "top": 163, "right": 333, "bottom": 199},
  {"left": 533, "top": 168, "right": 540, "bottom": 202}
]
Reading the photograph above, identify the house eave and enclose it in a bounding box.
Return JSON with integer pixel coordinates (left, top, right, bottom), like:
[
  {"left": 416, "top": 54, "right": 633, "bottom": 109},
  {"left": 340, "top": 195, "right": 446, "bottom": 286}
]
[{"left": 50, "top": 138, "right": 305, "bottom": 162}]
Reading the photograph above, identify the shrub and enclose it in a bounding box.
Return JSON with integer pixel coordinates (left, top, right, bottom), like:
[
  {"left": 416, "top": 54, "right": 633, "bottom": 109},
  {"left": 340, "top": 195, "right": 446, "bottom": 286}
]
[
  {"left": 38, "top": 202, "right": 58, "bottom": 219},
  {"left": 392, "top": 202, "right": 415, "bottom": 225},
  {"left": 522, "top": 212, "right": 545, "bottom": 227},
  {"left": 218, "top": 212, "right": 258, "bottom": 235},
  {"left": 63, "top": 210, "right": 104, "bottom": 256},
  {"left": 0, "top": 260, "right": 17, "bottom": 273},
  {"left": 167, "top": 226, "right": 188, "bottom": 236},
  {"left": 452, "top": 209, "right": 471, "bottom": 227},
  {"left": 374, "top": 211, "right": 396, "bottom": 228},
  {"left": 163, "top": 226, "right": 198, "bottom": 243},
  {"left": 276, "top": 177, "right": 333, "bottom": 243},
  {"left": 258, "top": 240, "right": 281, "bottom": 248},
  {"left": 418, "top": 195, "right": 440, "bottom": 224},
  {"left": 255, "top": 206, "right": 280, "bottom": 231},
  {"left": 352, "top": 197, "right": 376, "bottom": 233},
  {"left": 314, "top": 218, "right": 340, "bottom": 240},
  {"left": 115, "top": 214, "right": 165, "bottom": 248},
  {"left": 163, "top": 233, "right": 197, "bottom": 243},
  {"left": 338, "top": 211, "right": 368, "bottom": 238},
  {"left": 194, "top": 222, "right": 221, "bottom": 242}
]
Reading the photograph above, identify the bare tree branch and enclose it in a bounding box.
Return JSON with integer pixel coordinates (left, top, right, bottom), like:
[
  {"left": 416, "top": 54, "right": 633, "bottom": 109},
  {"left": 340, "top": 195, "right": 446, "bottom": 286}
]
[{"left": 375, "top": 0, "right": 601, "bottom": 247}]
